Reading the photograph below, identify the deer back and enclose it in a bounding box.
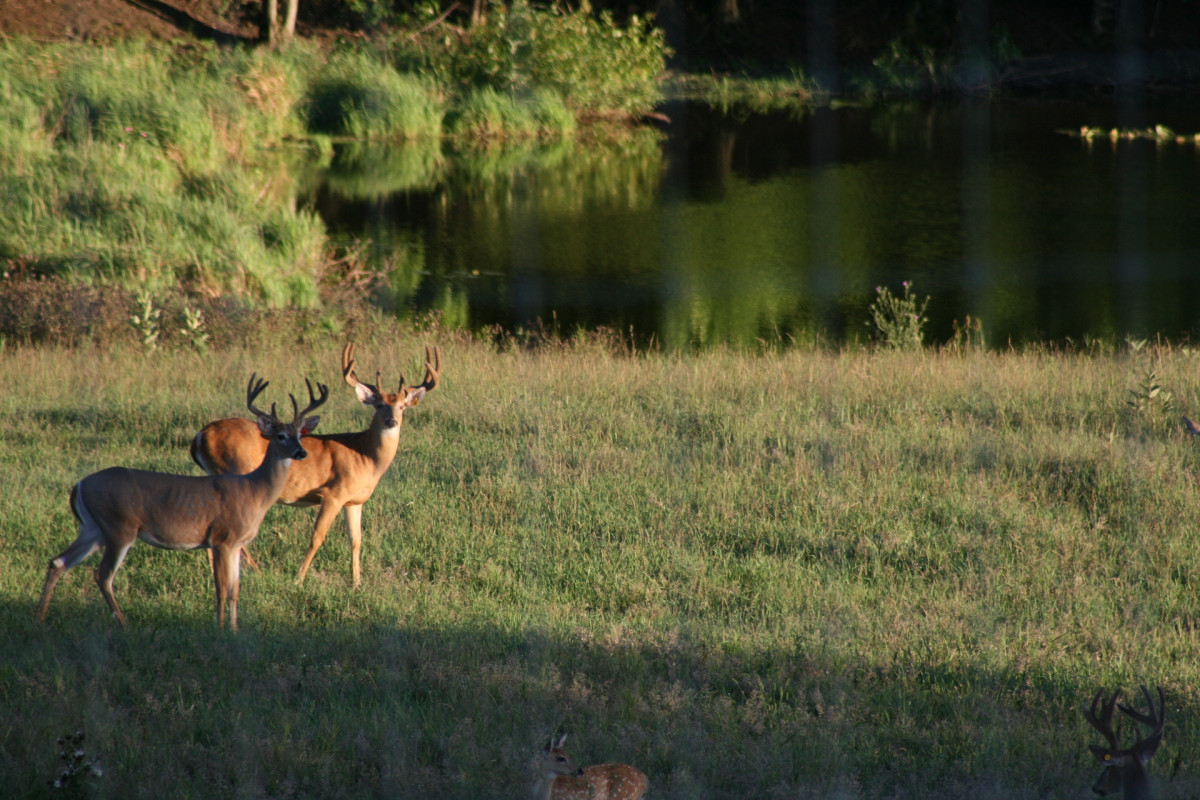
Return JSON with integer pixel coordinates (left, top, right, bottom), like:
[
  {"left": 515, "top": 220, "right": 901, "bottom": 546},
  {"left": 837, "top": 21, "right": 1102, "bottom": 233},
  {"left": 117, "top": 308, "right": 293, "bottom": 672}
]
[
  {"left": 192, "top": 418, "right": 396, "bottom": 506},
  {"left": 549, "top": 765, "right": 649, "bottom": 800},
  {"left": 78, "top": 458, "right": 292, "bottom": 552}
]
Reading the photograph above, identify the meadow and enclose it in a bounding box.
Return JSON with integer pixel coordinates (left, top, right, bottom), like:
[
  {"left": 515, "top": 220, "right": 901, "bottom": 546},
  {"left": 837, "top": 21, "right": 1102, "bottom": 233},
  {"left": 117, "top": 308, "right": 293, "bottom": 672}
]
[{"left": 3, "top": 326, "right": 1200, "bottom": 798}]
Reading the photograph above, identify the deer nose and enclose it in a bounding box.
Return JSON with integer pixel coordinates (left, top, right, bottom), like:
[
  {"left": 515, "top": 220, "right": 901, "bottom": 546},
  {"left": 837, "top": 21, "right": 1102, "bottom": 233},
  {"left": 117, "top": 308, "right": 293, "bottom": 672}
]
[{"left": 293, "top": 446, "right": 308, "bottom": 460}]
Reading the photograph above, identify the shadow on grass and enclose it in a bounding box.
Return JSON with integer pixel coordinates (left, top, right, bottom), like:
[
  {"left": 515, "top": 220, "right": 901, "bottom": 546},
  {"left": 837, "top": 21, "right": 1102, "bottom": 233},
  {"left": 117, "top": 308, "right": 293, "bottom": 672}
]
[{"left": 2, "top": 594, "right": 1172, "bottom": 800}]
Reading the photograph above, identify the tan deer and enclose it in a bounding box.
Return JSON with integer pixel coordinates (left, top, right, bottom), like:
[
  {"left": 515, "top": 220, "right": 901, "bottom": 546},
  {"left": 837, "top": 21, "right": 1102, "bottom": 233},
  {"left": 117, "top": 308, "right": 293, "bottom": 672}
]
[
  {"left": 190, "top": 343, "right": 440, "bottom": 586},
  {"left": 533, "top": 734, "right": 648, "bottom": 800},
  {"left": 37, "top": 374, "right": 327, "bottom": 630},
  {"left": 1084, "top": 685, "right": 1166, "bottom": 799}
]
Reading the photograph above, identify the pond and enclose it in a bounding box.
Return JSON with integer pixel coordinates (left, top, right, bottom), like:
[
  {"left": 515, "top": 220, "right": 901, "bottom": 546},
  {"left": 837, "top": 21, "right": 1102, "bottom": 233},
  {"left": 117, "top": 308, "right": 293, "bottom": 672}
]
[{"left": 310, "top": 97, "right": 1200, "bottom": 349}]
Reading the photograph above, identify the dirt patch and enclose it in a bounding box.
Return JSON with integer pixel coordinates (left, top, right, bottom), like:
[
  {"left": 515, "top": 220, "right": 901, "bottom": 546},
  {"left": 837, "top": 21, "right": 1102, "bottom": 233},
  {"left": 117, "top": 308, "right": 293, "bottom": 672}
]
[{"left": 0, "top": 0, "right": 256, "bottom": 43}]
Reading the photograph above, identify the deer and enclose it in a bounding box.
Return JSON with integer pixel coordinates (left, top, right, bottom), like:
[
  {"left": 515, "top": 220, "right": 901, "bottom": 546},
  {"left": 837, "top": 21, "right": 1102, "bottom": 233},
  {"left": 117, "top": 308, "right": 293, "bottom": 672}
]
[
  {"left": 533, "top": 733, "right": 648, "bottom": 800},
  {"left": 190, "top": 343, "right": 440, "bottom": 586},
  {"left": 1083, "top": 685, "right": 1166, "bottom": 799},
  {"left": 37, "top": 374, "right": 327, "bottom": 630}
]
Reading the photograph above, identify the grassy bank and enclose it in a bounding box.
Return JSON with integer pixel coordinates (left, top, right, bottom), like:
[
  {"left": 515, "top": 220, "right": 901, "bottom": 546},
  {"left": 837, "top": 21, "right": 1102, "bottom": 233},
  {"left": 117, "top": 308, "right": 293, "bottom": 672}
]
[
  {"left": 4, "top": 331, "right": 1200, "bottom": 798},
  {"left": 0, "top": 10, "right": 667, "bottom": 300}
]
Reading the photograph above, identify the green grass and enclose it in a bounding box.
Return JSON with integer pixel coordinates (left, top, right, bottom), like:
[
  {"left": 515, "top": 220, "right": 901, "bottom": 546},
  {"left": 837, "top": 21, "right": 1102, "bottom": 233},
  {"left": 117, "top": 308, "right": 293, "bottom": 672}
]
[
  {"left": 0, "top": 33, "right": 662, "bottom": 301},
  {"left": 668, "top": 71, "right": 818, "bottom": 114},
  {"left": 305, "top": 51, "right": 444, "bottom": 140},
  {"left": 5, "top": 333, "right": 1200, "bottom": 798}
]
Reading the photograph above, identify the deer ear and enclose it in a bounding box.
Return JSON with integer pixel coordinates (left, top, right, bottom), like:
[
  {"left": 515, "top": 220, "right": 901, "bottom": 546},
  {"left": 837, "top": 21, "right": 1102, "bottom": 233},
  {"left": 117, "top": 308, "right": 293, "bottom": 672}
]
[
  {"left": 405, "top": 387, "right": 426, "bottom": 407},
  {"left": 1136, "top": 732, "right": 1163, "bottom": 763},
  {"left": 354, "top": 383, "right": 376, "bottom": 405},
  {"left": 301, "top": 415, "right": 320, "bottom": 435},
  {"left": 255, "top": 415, "right": 276, "bottom": 437}
]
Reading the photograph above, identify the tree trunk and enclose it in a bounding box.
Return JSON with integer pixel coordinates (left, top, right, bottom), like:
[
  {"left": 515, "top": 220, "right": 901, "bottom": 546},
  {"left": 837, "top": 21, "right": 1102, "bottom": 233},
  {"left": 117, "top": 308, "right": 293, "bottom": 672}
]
[
  {"left": 264, "top": 0, "right": 297, "bottom": 47},
  {"left": 264, "top": 0, "right": 278, "bottom": 45},
  {"left": 283, "top": 0, "right": 298, "bottom": 41}
]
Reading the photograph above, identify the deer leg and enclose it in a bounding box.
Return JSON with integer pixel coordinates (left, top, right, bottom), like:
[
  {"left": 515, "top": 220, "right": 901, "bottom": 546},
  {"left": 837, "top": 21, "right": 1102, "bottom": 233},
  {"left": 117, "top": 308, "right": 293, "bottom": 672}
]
[
  {"left": 207, "top": 546, "right": 260, "bottom": 573},
  {"left": 93, "top": 541, "right": 133, "bottom": 626},
  {"left": 39, "top": 486, "right": 107, "bottom": 621},
  {"left": 345, "top": 504, "right": 363, "bottom": 587},
  {"left": 211, "top": 546, "right": 242, "bottom": 630},
  {"left": 37, "top": 539, "right": 102, "bottom": 620},
  {"left": 241, "top": 547, "right": 261, "bottom": 572},
  {"left": 295, "top": 501, "right": 344, "bottom": 585}
]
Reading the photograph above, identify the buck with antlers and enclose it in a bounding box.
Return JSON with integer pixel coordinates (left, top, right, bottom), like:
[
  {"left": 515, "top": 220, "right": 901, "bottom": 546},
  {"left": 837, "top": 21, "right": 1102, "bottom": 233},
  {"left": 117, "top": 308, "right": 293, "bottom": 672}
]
[
  {"left": 37, "top": 374, "right": 327, "bottom": 630},
  {"left": 190, "top": 343, "right": 440, "bottom": 586},
  {"left": 533, "top": 734, "right": 648, "bottom": 800},
  {"left": 1083, "top": 685, "right": 1166, "bottom": 799}
]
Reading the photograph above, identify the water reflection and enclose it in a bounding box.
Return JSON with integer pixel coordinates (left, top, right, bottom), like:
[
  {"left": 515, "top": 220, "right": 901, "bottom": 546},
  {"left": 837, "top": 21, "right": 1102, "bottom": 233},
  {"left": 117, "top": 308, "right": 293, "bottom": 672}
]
[{"left": 312, "top": 99, "right": 1200, "bottom": 349}]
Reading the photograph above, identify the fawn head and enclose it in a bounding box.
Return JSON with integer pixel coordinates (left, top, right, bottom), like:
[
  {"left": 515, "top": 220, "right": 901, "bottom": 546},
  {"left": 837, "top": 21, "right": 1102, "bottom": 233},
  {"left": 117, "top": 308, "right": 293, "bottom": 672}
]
[{"left": 540, "top": 733, "right": 584, "bottom": 778}]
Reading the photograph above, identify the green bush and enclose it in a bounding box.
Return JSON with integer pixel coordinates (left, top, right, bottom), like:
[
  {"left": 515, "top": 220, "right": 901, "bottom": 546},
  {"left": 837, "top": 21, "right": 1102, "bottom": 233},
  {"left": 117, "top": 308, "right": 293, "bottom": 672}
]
[
  {"left": 305, "top": 51, "right": 444, "bottom": 139},
  {"left": 0, "top": 40, "right": 328, "bottom": 305},
  {"left": 394, "top": 0, "right": 668, "bottom": 118}
]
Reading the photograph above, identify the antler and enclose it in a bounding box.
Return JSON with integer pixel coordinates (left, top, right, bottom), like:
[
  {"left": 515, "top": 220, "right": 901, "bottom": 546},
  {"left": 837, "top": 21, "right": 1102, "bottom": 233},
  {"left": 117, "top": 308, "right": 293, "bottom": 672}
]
[
  {"left": 246, "top": 373, "right": 276, "bottom": 420},
  {"left": 343, "top": 342, "right": 441, "bottom": 396},
  {"left": 1119, "top": 685, "right": 1166, "bottom": 744},
  {"left": 1084, "top": 689, "right": 1121, "bottom": 750},
  {"left": 290, "top": 377, "right": 329, "bottom": 422},
  {"left": 399, "top": 345, "right": 441, "bottom": 394},
  {"left": 417, "top": 345, "right": 441, "bottom": 393},
  {"left": 342, "top": 343, "right": 381, "bottom": 398},
  {"left": 247, "top": 373, "right": 327, "bottom": 422}
]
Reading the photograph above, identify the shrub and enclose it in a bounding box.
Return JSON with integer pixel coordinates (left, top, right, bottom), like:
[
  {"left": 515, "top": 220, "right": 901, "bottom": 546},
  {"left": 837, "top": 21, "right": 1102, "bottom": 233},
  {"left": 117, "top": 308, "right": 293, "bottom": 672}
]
[
  {"left": 304, "top": 51, "right": 443, "bottom": 139},
  {"left": 393, "top": 1, "right": 668, "bottom": 118}
]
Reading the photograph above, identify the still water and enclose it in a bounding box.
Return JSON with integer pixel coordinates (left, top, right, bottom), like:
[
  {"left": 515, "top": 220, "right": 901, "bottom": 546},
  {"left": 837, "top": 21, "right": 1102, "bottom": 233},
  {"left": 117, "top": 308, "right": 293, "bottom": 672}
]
[{"left": 312, "top": 99, "right": 1200, "bottom": 349}]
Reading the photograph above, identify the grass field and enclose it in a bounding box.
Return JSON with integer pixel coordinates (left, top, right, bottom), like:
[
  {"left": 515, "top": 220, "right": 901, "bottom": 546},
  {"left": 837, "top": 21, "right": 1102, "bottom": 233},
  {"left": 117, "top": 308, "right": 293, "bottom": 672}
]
[{"left": 4, "top": 332, "right": 1200, "bottom": 798}]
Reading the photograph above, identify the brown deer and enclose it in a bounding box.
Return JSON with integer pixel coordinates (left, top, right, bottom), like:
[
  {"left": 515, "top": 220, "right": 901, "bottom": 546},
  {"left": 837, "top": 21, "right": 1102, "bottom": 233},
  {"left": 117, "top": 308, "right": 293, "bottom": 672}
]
[
  {"left": 37, "top": 374, "right": 327, "bottom": 630},
  {"left": 1084, "top": 685, "right": 1166, "bottom": 799},
  {"left": 533, "top": 734, "right": 648, "bottom": 800},
  {"left": 190, "top": 343, "right": 440, "bottom": 586}
]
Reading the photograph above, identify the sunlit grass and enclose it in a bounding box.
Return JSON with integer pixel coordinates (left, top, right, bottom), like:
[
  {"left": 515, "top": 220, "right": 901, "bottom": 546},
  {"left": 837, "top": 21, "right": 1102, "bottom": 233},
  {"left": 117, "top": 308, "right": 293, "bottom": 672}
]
[{"left": 4, "top": 333, "right": 1200, "bottom": 798}]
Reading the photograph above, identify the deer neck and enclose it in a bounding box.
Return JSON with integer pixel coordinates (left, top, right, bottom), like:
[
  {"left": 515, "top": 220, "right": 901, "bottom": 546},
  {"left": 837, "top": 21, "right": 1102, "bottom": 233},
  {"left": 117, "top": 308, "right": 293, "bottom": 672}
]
[
  {"left": 530, "top": 774, "right": 556, "bottom": 800},
  {"left": 245, "top": 448, "right": 295, "bottom": 499},
  {"left": 365, "top": 412, "right": 403, "bottom": 465},
  {"left": 1124, "top": 768, "right": 1153, "bottom": 800}
]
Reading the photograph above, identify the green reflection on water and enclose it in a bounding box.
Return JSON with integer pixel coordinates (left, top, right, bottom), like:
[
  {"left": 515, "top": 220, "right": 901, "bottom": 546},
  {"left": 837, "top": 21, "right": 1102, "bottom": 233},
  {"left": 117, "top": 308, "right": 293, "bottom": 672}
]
[{"left": 318, "top": 103, "right": 1200, "bottom": 349}]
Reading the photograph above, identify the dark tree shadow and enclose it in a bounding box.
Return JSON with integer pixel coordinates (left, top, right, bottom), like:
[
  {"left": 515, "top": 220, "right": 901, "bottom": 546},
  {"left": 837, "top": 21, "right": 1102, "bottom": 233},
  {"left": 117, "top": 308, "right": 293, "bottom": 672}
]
[{"left": 125, "top": 0, "right": 256, "bottom": 44}]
